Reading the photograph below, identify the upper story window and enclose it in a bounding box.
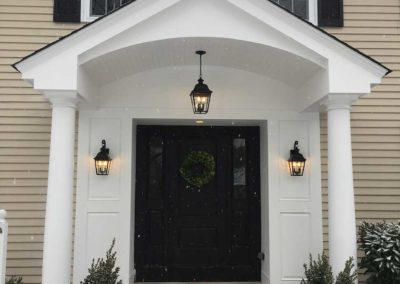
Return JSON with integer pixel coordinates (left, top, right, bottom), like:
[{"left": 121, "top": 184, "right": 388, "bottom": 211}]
[
  {"left": 82, "top": 0, "right": 133, "bottom": 21},
  {"left": 271, "top": 0, "right": 318, "bottom": 24},
  {"left": 82, "top": 0, "right": 317, "bottom": 24}
]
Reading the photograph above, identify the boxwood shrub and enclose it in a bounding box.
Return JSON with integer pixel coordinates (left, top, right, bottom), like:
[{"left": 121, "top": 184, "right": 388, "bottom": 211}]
[{"left": 358, "top": 221, "right": 400, "bottom": 284}]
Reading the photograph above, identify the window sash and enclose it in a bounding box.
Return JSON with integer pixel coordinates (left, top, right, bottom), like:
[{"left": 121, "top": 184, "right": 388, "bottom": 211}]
[
  {"left": 81, "top": 0, "right": 132, "bottom": 21},
  {"left": 81, "top": 0, "right": 318, "bottom": 24},
  {"left": 272, "top": 0, "right": 318, "bottom": 24}
]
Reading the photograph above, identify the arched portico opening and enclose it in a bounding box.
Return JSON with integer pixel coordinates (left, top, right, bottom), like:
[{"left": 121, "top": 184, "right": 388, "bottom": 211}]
[{"left": 78, "top": 37, "right": 326, "bottom": 112}]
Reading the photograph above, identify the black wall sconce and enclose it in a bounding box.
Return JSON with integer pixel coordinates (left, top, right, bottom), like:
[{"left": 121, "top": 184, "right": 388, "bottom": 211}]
[
  {"left": 288, "top": 141, "right": 306, "bottom": 176},
  {"left": 190, "top": 50, "right": 213, "bottom": 114},
  {"left": 94, "top": 140, "right": 112, "bottom": 175}
]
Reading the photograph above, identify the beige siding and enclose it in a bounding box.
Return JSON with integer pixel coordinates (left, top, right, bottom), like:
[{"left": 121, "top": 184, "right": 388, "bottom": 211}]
[
  {"left": 0, "top": 0, "right": 399, "bottom": 283},
  {"left": 0, "top": 0, "right": 81, "bottom": 283},
  {"left": 321, "top": 0, "right": 400, "bottom": 280}
]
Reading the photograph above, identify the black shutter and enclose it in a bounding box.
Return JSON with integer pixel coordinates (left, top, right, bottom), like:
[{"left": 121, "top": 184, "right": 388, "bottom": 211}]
[
  {"left": 318, "top": 0, "right": 344, "bottom": 27},
  {"left": 54, "top": 0, "right": 81, "bottom": 23}
]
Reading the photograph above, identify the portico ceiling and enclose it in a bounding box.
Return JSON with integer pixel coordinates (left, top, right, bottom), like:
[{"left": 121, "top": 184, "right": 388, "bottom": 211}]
[{"left": 80, "top": 37, "right": 324, "bottom": 87}]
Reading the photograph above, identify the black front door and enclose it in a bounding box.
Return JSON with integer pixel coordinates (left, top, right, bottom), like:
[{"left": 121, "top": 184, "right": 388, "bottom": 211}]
[{"left": 134, "top": 126, "right": 261, "bottom": 282}]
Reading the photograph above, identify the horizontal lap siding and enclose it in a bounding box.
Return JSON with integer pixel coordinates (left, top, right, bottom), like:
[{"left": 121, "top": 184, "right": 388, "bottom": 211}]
[
  {"left": 323, "top": 0, "right": 400, "bottom": 281},
  {"left": 0, "top": 0, "right": 81, "bottom": 283}
]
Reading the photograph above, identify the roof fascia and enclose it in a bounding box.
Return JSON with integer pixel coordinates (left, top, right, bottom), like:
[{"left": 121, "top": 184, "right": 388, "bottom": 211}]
[{"left": 227, "top": 0, "right": 390, "bottom": 78}]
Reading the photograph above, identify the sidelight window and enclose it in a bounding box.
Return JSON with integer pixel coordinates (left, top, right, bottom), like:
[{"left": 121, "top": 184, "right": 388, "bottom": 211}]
[
  {"left": 233, "top": 138, "right": 247, "bottom": 199},
  {"left": 148, "top": 136, "right": 163, "bottom": 199}
]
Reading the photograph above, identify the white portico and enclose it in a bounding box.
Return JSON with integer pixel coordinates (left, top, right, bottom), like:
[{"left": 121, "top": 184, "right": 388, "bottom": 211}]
[{"left": 13, "top": 0, "right": 389, "bottom": 283}]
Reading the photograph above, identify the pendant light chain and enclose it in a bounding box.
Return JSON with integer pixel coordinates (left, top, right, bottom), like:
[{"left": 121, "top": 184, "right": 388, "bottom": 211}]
[{"left": 199, "top": 53, "right": 203, "bottom": 79}]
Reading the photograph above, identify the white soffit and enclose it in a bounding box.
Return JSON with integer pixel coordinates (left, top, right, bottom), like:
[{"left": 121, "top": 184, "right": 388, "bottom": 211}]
[{"left": 81, "top": 38, "right": 322, "bottom": 87}]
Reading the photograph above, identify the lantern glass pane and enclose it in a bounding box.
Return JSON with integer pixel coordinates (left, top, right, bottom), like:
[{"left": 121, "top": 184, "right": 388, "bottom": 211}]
[
  {"left": 191, "top": 94, "right": 210, "bottom": 114},
  {"left": 194, "top": 96, "right": 208, "bottom": 112},
  {"left": 95, "top": 160, "right": 111, "bottom": 175},
  {"left": 288, "top": 160, "right": 305, "bottom": 176}
]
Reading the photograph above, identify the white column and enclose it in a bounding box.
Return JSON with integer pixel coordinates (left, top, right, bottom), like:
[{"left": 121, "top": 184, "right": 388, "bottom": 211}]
[
  {"left": 42, "top": 92, "right": 78, "bottom": 284},
  {"left": 0, "top": 210, "right": 8, "bottom": 284},
  {"left": 324, "top": 95, "right": 358, "bottom": 277}
]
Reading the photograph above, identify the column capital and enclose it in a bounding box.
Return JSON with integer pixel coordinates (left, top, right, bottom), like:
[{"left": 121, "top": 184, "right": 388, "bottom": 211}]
[
  {"left": 40, "top": 90, "right": 80, "bottom": 109},
  {"left": 0, "top": 209, "right": 6, "bottom": 220},
  {"left": 321, "top": 94, "right": 361, "bottom": 111}
]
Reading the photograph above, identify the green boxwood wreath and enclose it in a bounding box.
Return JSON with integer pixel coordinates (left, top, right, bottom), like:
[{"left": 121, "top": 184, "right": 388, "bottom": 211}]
[{"left": 179, "top": 151, "right": 216, "bottom": 188}]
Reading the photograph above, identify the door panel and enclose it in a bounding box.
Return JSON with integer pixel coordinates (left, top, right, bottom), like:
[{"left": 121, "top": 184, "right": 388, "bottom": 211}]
[{"left": 135, "top": 126, "right": 261, "bottom": 282}]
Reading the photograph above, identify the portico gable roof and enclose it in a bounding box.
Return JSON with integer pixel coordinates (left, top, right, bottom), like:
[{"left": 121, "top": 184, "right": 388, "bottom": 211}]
[{"left": 13, "top": 0, "right": 390, "bottom": 111}]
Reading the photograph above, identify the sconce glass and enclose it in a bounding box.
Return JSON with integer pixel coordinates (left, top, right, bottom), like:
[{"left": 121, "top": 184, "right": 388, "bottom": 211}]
[
  {"left": 288, "top": 141, "right": 306, "bottom": 176},
  {"left": 94, "top": 140, "right": 112, "bottom": 175}
]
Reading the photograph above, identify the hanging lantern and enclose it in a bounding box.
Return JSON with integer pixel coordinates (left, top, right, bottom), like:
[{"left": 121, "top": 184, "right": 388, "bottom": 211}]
[
  {"left": 288, "top": 141, "right": 306, "bottom": 176},
  {"left": 190, "top": 50, "right": 213, "bottom": 114},
  {"left": 94, "top": 140, "right": 112, "bottom": 175}
]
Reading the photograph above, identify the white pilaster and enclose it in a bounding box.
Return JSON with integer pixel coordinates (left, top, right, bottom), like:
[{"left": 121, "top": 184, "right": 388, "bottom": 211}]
[
  {"left": 42, "top": 91, "right": 78, "bottom": 284},
  {"left": 323, "top": 95, "right": 359, "bottom": 277}
]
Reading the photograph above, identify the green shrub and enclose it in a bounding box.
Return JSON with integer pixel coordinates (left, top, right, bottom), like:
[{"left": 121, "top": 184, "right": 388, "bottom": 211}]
[
  {"left": 301, "top": 253, "right": 356, "bottom": 284},
  {"left": 6, "top": 276, "right": 23, "bottom": 284},
  {"left": 358, "top": 221, "right": 400, "bottom": 284},
  {"left": 301, "top": 253, "right": 334, "bottom": 284},
  {"left": 336, "top": 258, "right": 357, "bottom": 284},
  {"left": 81, "top": 239, "right": 122, "bottom": 284}
]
